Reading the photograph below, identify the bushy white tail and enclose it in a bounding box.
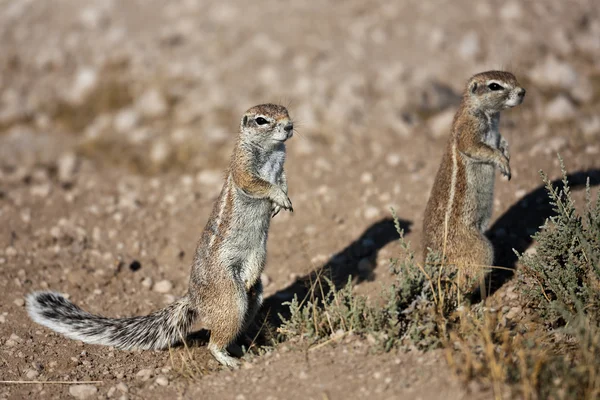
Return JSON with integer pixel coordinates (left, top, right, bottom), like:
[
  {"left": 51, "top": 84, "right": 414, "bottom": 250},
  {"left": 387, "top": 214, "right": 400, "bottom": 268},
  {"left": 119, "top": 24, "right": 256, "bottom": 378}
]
[{"left": 27, "top": 292, "right": 196, "bottom": 350}]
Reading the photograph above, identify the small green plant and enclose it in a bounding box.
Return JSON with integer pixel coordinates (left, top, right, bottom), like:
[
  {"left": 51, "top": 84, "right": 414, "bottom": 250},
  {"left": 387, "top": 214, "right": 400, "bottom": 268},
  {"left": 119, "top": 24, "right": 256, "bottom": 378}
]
[
  {"left": 518, "top": 157, "right": 600, "bottom": 323},
  {"left": 278, "top": 210, "right": 459, "bottom": 351}
]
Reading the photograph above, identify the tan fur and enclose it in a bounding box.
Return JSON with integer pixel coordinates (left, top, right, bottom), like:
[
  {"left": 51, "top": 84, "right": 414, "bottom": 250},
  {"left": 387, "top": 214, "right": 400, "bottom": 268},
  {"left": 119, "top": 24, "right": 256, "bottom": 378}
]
[{"left": 422, "top": 71, "right": 525, "bottom": 290}]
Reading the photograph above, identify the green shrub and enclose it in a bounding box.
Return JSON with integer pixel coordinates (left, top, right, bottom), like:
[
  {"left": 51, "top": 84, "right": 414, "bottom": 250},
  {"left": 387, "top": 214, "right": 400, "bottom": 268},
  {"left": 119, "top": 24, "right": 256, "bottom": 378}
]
[
  {"left": 277, "top": 210, "right": 459, "bottom": 351},
  {"left": 517, "top": 158, "right": 600, "bottom": 323}
]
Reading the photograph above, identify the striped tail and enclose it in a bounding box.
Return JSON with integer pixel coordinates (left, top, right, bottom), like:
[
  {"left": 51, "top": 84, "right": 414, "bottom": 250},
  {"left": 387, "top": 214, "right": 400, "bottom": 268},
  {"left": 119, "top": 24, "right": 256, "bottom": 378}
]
[{"left": 27, "top": 291, "right": 197, "bottom": 350}]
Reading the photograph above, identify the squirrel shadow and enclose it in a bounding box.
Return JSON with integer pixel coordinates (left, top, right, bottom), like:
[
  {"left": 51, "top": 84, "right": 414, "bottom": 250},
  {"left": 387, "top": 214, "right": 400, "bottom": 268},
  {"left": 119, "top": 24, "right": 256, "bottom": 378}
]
[
  {"left": 261, "top": 217, "right": 411, "bottom": 331},
  {"left": 475, "top": 168, "right": 600, "bottom": 300}
]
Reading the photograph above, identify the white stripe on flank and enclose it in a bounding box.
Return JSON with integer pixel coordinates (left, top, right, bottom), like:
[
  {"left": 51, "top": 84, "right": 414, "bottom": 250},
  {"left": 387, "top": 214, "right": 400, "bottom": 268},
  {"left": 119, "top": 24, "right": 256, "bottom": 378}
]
[
  {"left": 209, "top": 176, "right": 230, "bottom": 248},
  {"left": 443, "top": 142, "right": 458, "bottom": 252}
]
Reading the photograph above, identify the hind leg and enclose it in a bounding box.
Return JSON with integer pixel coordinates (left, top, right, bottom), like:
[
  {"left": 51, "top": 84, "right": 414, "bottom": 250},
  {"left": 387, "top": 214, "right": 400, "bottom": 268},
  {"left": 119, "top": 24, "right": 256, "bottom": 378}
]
[
  {"left": 242, "top": 280, "right": 263, "bottom": 333},
  {"left": 204, "top": 283, "right": 247, "bottom": 368},
  {"left": 452, "top": 231, "right": 493, "bottom": 292}
]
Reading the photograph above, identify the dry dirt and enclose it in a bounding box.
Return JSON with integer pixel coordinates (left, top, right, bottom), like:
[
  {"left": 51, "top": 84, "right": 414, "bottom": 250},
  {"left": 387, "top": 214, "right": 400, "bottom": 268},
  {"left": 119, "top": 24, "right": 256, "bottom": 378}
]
[{"left": 1, "top": 0, "right": 599, "bottom": 399}]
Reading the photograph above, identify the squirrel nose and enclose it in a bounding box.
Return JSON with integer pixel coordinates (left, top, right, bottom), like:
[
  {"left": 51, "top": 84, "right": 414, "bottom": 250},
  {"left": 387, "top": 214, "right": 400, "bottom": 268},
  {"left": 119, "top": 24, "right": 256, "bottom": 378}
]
[
  {"left": 518, "top": 88, "right": 526, "bottom": 98},
  {"left": 284, "top": 122, "right": 293, "bottom": 132}
]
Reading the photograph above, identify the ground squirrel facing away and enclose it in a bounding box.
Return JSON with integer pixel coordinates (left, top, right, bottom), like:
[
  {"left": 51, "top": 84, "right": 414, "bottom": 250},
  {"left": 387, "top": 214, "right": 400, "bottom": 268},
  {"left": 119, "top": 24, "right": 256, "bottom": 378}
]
[
  {"left": 27, "top": 104, "right": 294, "bottom": 368},
  {"left": 422, "top": 71, "right": 525, "bottom": 289}
]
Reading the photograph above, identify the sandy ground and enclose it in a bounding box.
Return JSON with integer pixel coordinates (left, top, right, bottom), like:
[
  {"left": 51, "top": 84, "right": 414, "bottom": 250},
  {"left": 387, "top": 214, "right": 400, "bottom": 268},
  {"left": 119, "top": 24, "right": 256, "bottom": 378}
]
[{"left": 1, "top": 0, "right": 599, "bottom": 399}]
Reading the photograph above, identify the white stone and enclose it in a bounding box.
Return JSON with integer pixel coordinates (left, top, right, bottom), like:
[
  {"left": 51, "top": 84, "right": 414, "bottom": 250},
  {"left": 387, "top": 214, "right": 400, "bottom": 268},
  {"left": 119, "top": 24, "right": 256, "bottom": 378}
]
[
  {"left": 136, "top": 89, "right": 168, "bottom": 119},
  {"left": 69, "top": 68, "right": 98, "bottom": 105},
  {"left": 57, "top": 152, "right": 78, "bottom": 184},
  {"left": 428, "top": 109, "right": 454, "bottom": 138},
  {"left": 529, "top": 57, "right": 578, "bottom": 90},
  {"left": 458, "top": 31, "right": 480, "bottom": 60},
  {"left": 113, "top": 109, "right": 139, "bottom": 134},
  {"left": 136, "top": 368, "right": 153, "bottom": 381},
  {"left": 69, "top": 384, "right": 98, "bottom": 399},
  {"left": 545, "top": 96, "right": 576, "bottom": 122},
  {"left": 155, "top": 375, "right": 169, "bottom": 386},
  {"left": 364, "top": 206, "right": 380, "bottom": 220},
  {"left": 153, "top": 280, "right": 173, "bottom": 293},
  {"left": 500, "top": 1, "right": 522, "bottom": 20}
]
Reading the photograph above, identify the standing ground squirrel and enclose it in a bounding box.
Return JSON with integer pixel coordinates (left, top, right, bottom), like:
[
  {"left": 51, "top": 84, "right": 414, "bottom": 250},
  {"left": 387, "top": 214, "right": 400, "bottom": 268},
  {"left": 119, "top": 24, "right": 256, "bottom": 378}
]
[
  {"left": 27, "top": 104, "right": 294, "bottom": 367},
  {"left": 422, "top": 71, "right": 525, "bottom": 289}
]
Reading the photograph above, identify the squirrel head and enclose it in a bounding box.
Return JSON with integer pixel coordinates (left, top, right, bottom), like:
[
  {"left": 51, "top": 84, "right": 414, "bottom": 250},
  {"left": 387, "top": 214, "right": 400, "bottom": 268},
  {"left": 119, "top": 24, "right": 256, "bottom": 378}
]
[
  {"left": 240, "top": 104, "right": 294, "bottom": 146},
  {"left": 465, "top": 71, "right": 526, "bottom": 113}
]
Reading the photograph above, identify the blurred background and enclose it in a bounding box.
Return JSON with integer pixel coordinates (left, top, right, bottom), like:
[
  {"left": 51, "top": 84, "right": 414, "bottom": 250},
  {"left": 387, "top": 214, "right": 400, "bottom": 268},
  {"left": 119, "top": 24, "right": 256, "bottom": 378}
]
[
  {"left": 1, "top": 1, "right": 599, "bottom": 398},
  {"left": 0, "top": 0, "right": 598, "bottom": 175}
]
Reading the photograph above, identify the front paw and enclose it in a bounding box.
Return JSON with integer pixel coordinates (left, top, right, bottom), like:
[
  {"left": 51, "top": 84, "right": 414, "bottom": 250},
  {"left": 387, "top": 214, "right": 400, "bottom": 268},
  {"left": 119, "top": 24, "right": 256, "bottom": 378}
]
[
  {"left": 269, "top": 187, "right": 293, "bottom": 212},
  {"left": 500, "top": 139, "right": 510, "bottom": 161},
  {"left": 497, "top": 155, "right": 511, "bottom": 181}
]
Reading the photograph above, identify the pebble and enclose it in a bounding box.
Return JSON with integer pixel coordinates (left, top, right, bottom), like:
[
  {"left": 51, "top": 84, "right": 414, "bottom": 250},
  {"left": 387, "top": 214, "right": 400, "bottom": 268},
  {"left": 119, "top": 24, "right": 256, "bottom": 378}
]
[
  {"left": 136, "top": 368, "right": 153, "bottom": 381},
  {"left": 155, "top": 375, "right": 169, "bottom": 386},
  {"left": 113, "top": 108, "right": 139, "bottom": 134},
  {"left": 136, "top": 88, "right": 168, "bottom": 119},
  {"left": 260, "top": 273, "right": 271, "bottom": 288},
  {"left": 363, "top": 206, "right": 380, "bottom": 220},
  {"left": 529, "top": 57, "right": 578, "bottom": 90},
  {"left": 116, "top": 382, "right": 128, "bottom": 393},
  {"left": 428, "top": 109, "right": 454, "bottom": 138},
  {"left": 69, "top": 384, "right": 98, "bottom": 399},
  {"left": 141, "top": 277, "right": 153, "bottom": 289},
  {"left": 57, "top": 152, "right": 78, "bottom": 185},
  {"left": 5, "top": 246, "right": 17, "bottom": 257},
  {"left": 26, "top": 369, "right": 40, "bottom": 379},
  {"left": 500, "top": 1, "right": 522, "bottom": 20},
  {"left": 13, "top": 298, "right": 25, "bottom": 307},
  {"left": 30, "top": 183, "right": 52, "bottom": 197},
  {"left": 153, "top": 279, "right": 173, "bottom": 293},
  {"left": 68, "top": 68, "right": 98, "bottom": 105},
  {"left": 458, "top": 31, "right": 481, "bottom": 60},
  {"left": 545, "top": 96, "right": 576, "bottom": 122}
]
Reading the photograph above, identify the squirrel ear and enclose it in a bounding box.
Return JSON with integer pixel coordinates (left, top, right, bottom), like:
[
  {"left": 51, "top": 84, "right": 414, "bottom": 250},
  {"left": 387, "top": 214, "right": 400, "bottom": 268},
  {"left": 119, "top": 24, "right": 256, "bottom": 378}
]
[
  {"left": 242, "top": 116, "right": 248, "bottom": 126},
  {"left": 470, "top": 82, "right": 478, "bottom": 94}
]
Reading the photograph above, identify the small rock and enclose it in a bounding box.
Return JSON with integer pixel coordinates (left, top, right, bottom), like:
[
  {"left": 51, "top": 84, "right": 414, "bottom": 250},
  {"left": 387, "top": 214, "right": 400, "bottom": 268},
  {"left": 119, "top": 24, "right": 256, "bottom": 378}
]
[
  {"left": 5, "top": 246, "right": 17, "bottom": 257},
  {"left": 153, "top": 280, "right": 173, "bottom": 293},
  {"left": 150, "top": 140, "right": 171, "bottom": 166},
  {"left": 141, "top": 277, "right": 153, "bottom": 289},
  {"left": 69, "top": 384, "right": 98, "bottom": 399},
  {"left": 25, "top": 369, "right": 40, "bottom": 379},
  {"left": 500, "top": 1, "right": 522, "bottom": 20},
  {"left": 68, "top": 68, "right": 98, "bottom": 105},
  {"left": 30, "top": 184, "right": 51, "bottom": 197},
  {"left": 260, "top": 273, "right": 271, "bottom": 288},
  {"left": 196, "top": 170, "right": 223, "bottom": 187},
  {"left": 385, "top": 153, "right": 401, "bottom": 167},
  {"left": 581, "top": 115, "right": 600, "bottom": 137},
  {"left": 458, "top": 31, "right": 481, "bottom": 60},
  {"left": 363, "top": 206, "right": 380, "bottom": 220},
  {"left": 57, "top": 152, "right": 78, "bottom": 185},
  {"left": 136, "top": 89, "right": 168, "bottom": 119},
  {"left": 13, "top": 298, "right": 25, "bottom": 307},
  {"left": 529, "top": 57, "right": 578, "bottom": 90},
  {"left": 545, "top": 96, "right": 576, "bottom": 122},
  {"left": 360, "top": 172, "right": 373, "bottom": 184},
  {"left": 136, "top": 368, "right": 153, "bottom": 381},
  {"left": 155, "top": 375, "right": 169, "bottom": 386},
  {"left": 116, "top": 382, "right": 128, "bottom": 393},
  {"left": 428, "top": 109, "right": 454, "bottom": 138},
  {"left": 113, "top": 109, "right": 139, "bottom": 134}
]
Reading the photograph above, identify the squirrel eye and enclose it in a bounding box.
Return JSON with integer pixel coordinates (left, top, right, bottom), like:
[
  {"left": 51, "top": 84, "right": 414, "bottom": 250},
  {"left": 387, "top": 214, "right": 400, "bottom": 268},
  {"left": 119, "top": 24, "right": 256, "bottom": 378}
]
[
  {"left": 255, "top": 117, "right": 269, "bottom": 125},
  {"left": 488, "top": 83, "right": 504, "bottom": 91}
]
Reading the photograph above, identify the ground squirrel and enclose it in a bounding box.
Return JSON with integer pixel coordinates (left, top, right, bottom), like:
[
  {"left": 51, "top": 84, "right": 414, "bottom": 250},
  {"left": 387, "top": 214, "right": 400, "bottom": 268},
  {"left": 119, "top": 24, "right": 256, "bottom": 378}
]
[
  {"left": 27, "top": 104, "right": 294, "bottom": 367},
  {"left": 422, "top": 71, "right": 525, "bottom": 289}
]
